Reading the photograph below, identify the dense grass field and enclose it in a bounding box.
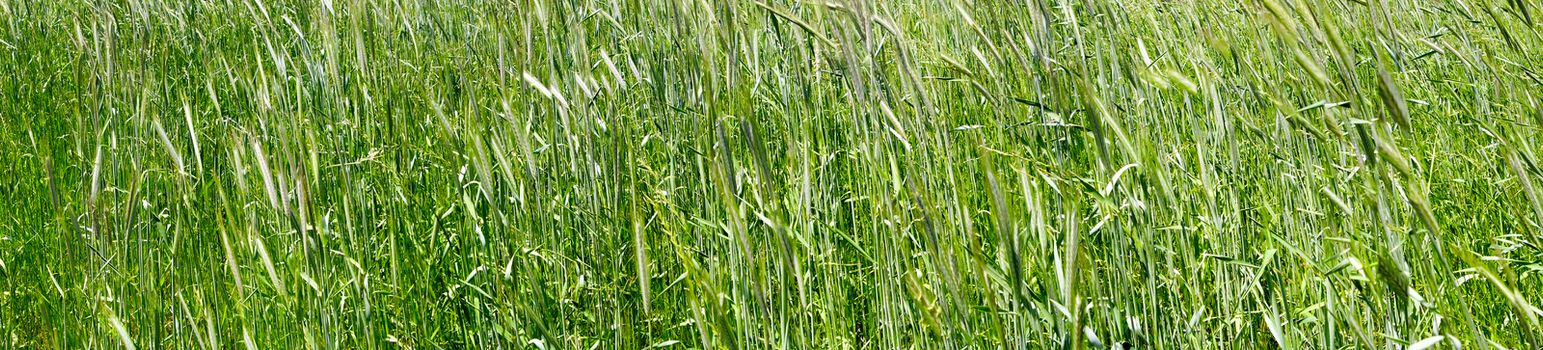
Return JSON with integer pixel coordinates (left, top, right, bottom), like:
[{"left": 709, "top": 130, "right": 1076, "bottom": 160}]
[{"left": 3, "top": 0, "right": 1542, "bottom": 348}]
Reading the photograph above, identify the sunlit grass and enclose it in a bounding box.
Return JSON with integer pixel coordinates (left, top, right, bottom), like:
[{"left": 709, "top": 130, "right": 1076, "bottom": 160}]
[{"left": 2, "top": 0, "right": 1541, "bottom": 349}]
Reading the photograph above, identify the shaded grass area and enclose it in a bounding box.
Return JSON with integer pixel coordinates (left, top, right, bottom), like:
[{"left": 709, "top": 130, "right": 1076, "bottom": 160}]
[{"left": 2, "top": 0, "right": 1541, "bottom": 348}]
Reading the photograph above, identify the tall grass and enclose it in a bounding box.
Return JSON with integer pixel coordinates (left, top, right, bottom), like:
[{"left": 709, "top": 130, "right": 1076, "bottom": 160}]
[{"left": 2, "top": 0, "right": 1541, "bottom": 349}]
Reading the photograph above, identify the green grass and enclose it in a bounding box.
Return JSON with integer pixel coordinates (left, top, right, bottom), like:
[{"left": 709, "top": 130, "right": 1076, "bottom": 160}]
[{"left": 2, "top": 0, "right": 1541, "bottom": 349}]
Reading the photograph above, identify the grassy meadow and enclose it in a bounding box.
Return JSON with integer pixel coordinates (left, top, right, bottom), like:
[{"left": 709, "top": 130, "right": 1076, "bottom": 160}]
[{"left": 3, "top": 0, "right": 1543, "bottom": 348}]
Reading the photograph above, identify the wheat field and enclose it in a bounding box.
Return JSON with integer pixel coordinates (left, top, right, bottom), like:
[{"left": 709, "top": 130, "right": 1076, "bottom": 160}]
[{"left": 1, "top": 0, "right": 1541, "bottom": 349}]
